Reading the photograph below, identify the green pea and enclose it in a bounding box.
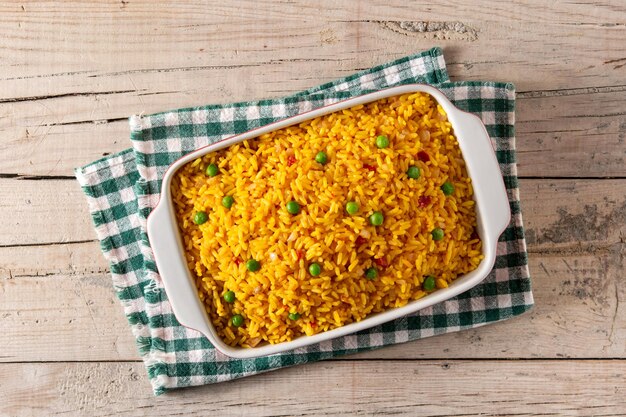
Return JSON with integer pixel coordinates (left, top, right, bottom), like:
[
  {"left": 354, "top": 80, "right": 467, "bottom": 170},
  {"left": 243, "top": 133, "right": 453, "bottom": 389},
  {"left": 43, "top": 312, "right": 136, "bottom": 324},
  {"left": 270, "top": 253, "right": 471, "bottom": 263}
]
[
  {"left": 441, "top": 181, "right": 455, "bottom": 196},
  {"left": 431, "top": 228, "right": 444, "bottom": 241},
  {"left": 206, "top": 163, "right": 219, "bottom": 177},
  {"left": 315, "top": 151, "right": 328, "bottom": 165},
  {"left": 193, "top": 211, "right": 208, "bottom": 225},
  {"left": 288, "top": 312, "right": 301, "bottom": 321},
  {"left": 222, "top": 195, "right": 234, "bottom": 209},
  {"left": 231, "top": 314, "right": 244, "bottom": 327},
  {"left": 286, "top": 200, "right": 301, "bottom": 215},
  {"left": 309, "top": 262, "right": 322, "bottom": 276},
  {"left": 345, "top": 201, "right": 359, "bottom": 215},
  {"left": 423, "top": 276, "right": 436, "bottom": 292},
  {"left": 369, "top": 211, "right": 384, "bottom": 226},
  {"left": 365, "top": 267, "right": 378, "bottom": 280},
  {"left": 223, "top": 290, "right": 236, "bottom": 303},
  {"left": 376, "top": 135, "right": 389, "bottom": 148},
  {"left": 407, "top": 166, "right": 421, "bottom": 179},
  {"left": 246, "top": 259, "right": 261, "bottom": 272}
]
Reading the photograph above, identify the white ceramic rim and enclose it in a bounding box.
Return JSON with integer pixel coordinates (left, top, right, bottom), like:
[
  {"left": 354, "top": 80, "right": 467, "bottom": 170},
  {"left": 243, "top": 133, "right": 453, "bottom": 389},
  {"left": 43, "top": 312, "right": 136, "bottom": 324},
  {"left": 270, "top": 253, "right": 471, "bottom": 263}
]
[{"left": 147, "top": 84, "right": 511, "bottom": 359}]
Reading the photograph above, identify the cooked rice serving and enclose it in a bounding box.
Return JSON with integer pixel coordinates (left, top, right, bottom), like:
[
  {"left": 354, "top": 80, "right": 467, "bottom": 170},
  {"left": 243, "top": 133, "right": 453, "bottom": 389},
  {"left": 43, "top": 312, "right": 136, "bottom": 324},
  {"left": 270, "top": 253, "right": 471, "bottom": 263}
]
[{"left": 171, "top": 92, "right": 483, "bottom": 348}]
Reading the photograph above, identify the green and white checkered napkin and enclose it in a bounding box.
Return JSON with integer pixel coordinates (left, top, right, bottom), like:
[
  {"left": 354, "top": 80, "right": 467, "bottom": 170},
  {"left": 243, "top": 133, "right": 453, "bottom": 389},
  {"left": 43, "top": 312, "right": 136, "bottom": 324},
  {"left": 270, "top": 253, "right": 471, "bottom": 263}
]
[{"left": 75, "top": 47, "right": 532, "bottom": 395}]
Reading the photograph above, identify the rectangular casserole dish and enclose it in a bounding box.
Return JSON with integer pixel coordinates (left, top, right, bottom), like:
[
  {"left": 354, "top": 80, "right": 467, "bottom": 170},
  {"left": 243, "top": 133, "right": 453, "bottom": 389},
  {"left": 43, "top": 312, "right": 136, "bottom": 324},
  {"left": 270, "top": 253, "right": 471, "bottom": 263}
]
[{"left": 147, "top": 84, "right": 511, "bottom": 359}]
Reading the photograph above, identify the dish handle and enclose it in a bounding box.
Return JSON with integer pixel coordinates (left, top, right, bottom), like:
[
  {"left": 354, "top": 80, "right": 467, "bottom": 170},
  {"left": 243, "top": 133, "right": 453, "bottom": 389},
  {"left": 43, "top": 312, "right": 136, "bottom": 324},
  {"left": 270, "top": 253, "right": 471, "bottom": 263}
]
[
  {"left": 147, "top": 199, "right": 214, "bottom": 338},
  {"left": 453, "top": 110, "right": 511, "bottom": 242}
]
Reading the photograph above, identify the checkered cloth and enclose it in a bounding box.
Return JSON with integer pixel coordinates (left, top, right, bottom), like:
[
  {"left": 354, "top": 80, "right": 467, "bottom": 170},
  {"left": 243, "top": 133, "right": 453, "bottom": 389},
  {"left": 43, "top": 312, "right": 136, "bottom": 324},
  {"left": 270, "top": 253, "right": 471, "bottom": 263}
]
[{"left": 75, "top": 47, "right": 532, "bottom": 395}]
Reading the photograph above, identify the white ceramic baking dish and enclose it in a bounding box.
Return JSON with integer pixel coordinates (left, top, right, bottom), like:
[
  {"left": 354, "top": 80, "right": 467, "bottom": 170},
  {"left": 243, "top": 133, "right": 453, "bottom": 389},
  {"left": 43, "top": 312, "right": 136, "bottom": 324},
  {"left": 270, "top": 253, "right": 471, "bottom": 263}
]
[{"left": 147, "top": 84, "right": 510, "bottom": 359}]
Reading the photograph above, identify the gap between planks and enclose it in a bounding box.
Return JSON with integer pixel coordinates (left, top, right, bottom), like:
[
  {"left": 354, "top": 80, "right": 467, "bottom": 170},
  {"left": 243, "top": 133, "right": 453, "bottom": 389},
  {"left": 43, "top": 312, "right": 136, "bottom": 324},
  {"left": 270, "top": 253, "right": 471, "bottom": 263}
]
[
  {"left": 5, "top": 357, "right": 626, "bottom": 364},
  {"left": 4, "top": 84, "right": 626, "bottom": 104}
]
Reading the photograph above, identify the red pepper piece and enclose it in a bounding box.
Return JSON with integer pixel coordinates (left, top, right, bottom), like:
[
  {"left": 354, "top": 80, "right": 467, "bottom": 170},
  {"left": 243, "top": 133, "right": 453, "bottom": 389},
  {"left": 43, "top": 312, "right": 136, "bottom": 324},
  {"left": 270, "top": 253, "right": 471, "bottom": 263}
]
[
  {"left": 233, "top": 257, "right": 242, "bottom": 266},
  {"left": 418, "top": 195, "right": 432, "bottom": 208},
  {"left": 287, "top": 155, "right": 296, "bottom": 166},
  {"left": 363, "top": 163, "right": 377, "bottom": 172},
  {"left": 374, "top": 257, "right": 388, "bottom": 268},
  {"left": 418, "top": 151, "right": 430, "bottom": 162},
  {"left": 355, "top": 236, "right": 367, "bottom": 246}
]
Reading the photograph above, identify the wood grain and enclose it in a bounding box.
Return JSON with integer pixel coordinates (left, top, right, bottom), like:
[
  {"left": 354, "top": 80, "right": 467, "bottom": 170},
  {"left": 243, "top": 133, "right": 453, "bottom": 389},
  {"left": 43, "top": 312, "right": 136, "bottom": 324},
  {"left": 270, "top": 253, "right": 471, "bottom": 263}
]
[
  {"left": 0, "top": 179, "right": 95, "bottom": 246},
  {"left": 0, "top": 1, "right": 624, "bottom": 90},
  {"left": 0, "top": 2, "right": 624, "bottom": 178},
  {"left": 516, "top": 88, "right": 626, "bottom": 178},
  {"left": 2, "top": 360, "right": 625, "bottom": 416},
  {"left": 0, "top": 272, "right": 137, "bottom": 362},
  {"left": 521, "top": 180, "right": 626, "bottom": 253},
  {"left": 2, "top": 0, "right": 625, "bottom": 413},
  {"left": 2, "top": 178, "right": 625, "bottom": 248},
  {"left": 1, "top": 178, "right": 624, "bottom": 361},
  {"left": 0, "top": 240, "right": 108, "bottom": 277},
  {"left": 1, "top": 251, "right": 623, "bottom": 362},
  {"left": 1, "top": 88, "right": 624, "bottom": 178}
]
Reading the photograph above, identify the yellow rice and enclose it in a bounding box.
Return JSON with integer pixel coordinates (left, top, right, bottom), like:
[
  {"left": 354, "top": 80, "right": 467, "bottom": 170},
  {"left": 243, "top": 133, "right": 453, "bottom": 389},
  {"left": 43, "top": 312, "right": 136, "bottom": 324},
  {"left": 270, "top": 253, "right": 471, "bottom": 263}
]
[{"left": 171, "top": 92, "right": 483, "bottom": 348}]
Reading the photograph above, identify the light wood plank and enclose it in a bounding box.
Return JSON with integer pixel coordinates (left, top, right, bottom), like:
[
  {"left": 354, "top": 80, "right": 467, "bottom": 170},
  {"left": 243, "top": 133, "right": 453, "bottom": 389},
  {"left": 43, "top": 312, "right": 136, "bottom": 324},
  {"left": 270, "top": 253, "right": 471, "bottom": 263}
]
[
  {"left": 2, "top": 360, "right": 625, "bottom": 416},
  {"left": 0, "top": 179, "right": 95, "bottom": 246},
  {"left": 0, "top": 271, "right": 137, "bottom": 362},
  {"left": 516, "top": 88, "right": 626, "bottom": 178},
  {"left": 1, "top": 87, "right": 624, "bottom": 177},
  {"left": 521, "top": 180, "right": 626, "bottom": 253},
  {"left": 1, "top": 242, "right": 623, "bottom": 362},
  {"left": 0, "top": 1, "right": 624, "bottom": 90},
  {"left": 1, "top": 0, "right": 624, "bottom": 414},
  {"left": 0, "top": 1, "right": 624, "bottom": 177},
  {"left": 0, "top": 178, "right": 624, "bottom": 361},
  {"left": 2, "top": 178, "right": 625, "bottom": 248},
  {"left": 0, "top": 240, "right": 108, "bottom": 277}
]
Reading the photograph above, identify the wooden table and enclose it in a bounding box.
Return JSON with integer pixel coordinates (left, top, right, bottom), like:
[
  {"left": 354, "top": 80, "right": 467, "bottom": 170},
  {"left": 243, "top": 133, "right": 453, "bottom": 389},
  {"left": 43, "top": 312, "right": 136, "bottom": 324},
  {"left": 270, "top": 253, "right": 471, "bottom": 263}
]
[{"left": 1, "top": 1, "right": 625, "bottom": 415}]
